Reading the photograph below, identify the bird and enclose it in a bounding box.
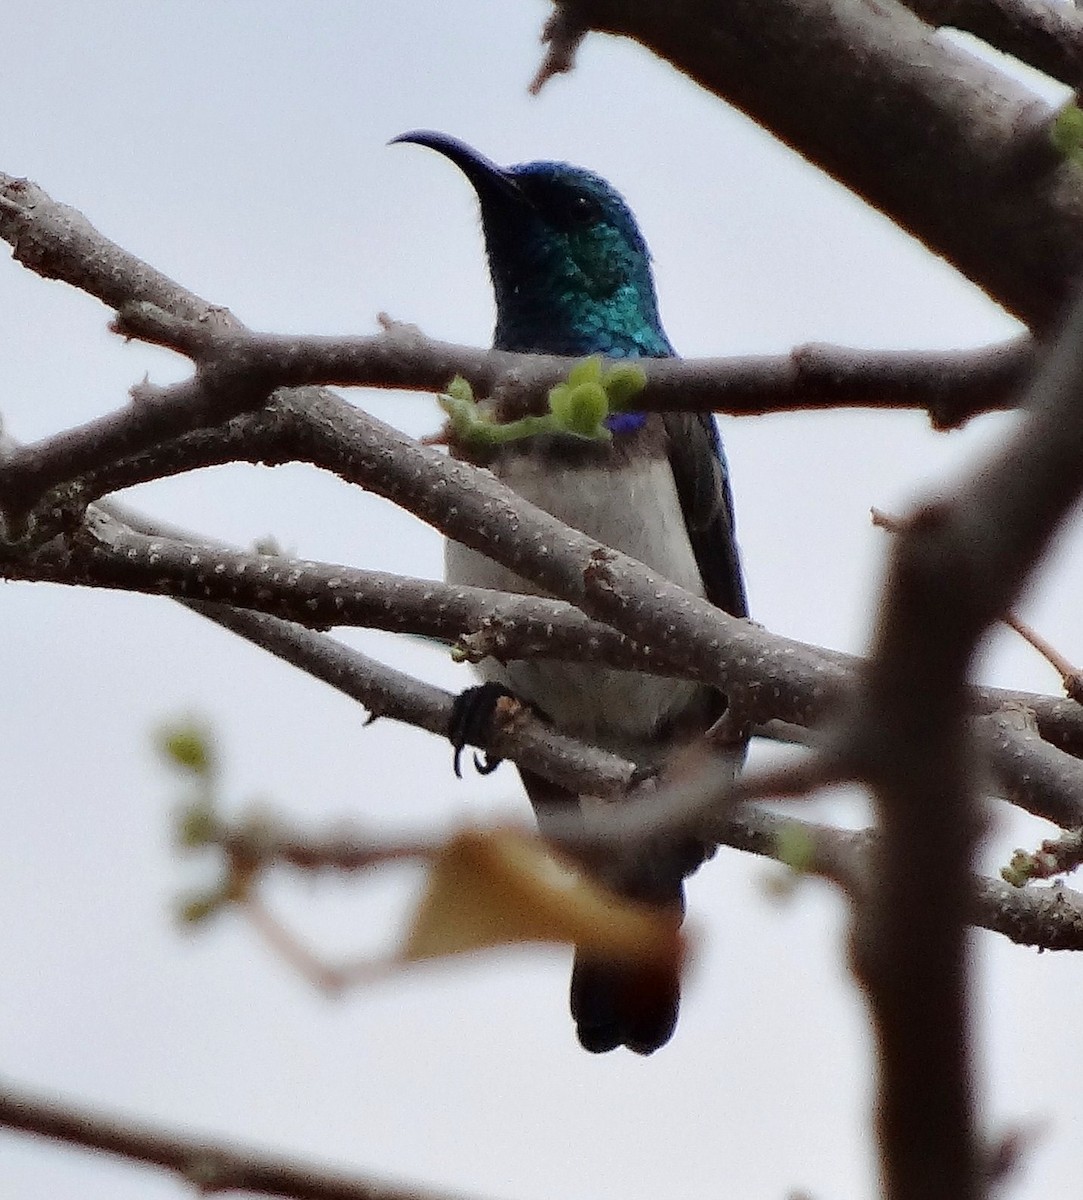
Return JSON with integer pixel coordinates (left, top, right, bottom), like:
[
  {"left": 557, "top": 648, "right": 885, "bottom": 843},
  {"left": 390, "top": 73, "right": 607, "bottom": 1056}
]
[{"left": 392, "top": 131, "right": 747, "bottom": 1054}]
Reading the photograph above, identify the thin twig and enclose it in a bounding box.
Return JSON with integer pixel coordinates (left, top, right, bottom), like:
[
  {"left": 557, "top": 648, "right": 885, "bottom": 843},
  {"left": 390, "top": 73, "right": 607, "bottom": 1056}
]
[{"left": 876, "top": 505, "right": 1083, "bottom": 697}]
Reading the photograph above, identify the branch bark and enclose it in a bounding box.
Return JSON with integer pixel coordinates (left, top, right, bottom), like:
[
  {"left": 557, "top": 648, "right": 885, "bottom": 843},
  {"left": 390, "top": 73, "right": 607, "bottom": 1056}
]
[
  {"left": 559, "top": 0, "right": 1083, "bottom": 330},
  {"left": 902, "top": 0, "right": 1083, "bottom": 89},
  {"left": 6, "top": 495, "right": 1083, "bottom": 829}
]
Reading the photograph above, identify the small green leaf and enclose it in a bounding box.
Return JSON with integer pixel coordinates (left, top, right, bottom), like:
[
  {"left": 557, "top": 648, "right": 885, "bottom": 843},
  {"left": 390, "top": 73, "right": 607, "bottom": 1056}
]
[
  {"left": 1001, "top": 849, "right": 1037, "bottom": 887},
  {"left": 438, "top": 391, "right": 482, "bottom": 435},
  {"left": 446, "top": 375, "right": 474, "bottom": 404},
  {"left": 437, "top": 359, "right": 618, "bottom": 452}
]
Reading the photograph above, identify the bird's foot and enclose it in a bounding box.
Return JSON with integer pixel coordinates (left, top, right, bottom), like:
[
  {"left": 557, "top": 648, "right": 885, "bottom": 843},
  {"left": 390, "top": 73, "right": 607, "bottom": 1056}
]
[{"left": 448, "top": 682, "right": 518, "bottom": 778}]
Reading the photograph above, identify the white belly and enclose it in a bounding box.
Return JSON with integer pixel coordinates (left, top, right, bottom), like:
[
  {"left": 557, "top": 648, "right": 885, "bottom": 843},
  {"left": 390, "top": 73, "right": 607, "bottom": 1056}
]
[{"left": 445, "top": 456, "right": 707, "bottom": 754}]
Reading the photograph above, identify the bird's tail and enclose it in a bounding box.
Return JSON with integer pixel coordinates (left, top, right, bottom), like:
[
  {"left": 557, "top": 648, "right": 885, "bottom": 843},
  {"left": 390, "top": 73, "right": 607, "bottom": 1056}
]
[
  {"left": 571, "top": 830, "right": 710, "bottom": 1053},
  {"left": 569, "top": 882, "right": 685, "bottom": 1055},
  {"left": 521, "top": 768, "right": 708, "bottom": 1054}
]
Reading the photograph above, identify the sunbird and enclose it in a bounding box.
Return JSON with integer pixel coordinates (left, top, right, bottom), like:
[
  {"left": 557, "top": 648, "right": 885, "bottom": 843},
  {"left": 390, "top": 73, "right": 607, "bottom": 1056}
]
[{"left": 394, "top": 131, "right": 747, "bottom": 1053}]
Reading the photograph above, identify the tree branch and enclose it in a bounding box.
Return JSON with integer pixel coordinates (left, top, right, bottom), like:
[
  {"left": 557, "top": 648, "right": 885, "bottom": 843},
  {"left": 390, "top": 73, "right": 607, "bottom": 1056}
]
[
  {"left": 847, "top": 285, "right": 1083, "bottom": 1200},
  {"left": 718, "top": 805, "right": 1083, "bottom": 949},
  {"left": 560, "top": 0, "right": 1083, "bottom": 330},
  {"left": 6, "top": 491, "right": 1083, "bottom": 830},
  {"left": 0, "top": 371, "right": 276, "bottom": 529},
  {"left": 181, "top": 600, "right": 639, "bottom": 799},
  {"left": 0, "top": 1081, "right": 484, "bottom": 1200},
  {"left": 0, "top": 172, "right": 1041, "bottom": 524},
  {"left": 0, "top": 507, "right": 666, "bottom": 675},
  {"left": 978, "top": 705, "right": 1083, "bottom": 827},
  {"left": 902, "top": 0, "right": 1083, "bottom": 90},
  {"left": 118, "top": 303, "right": 1038, "bottom": 430}
]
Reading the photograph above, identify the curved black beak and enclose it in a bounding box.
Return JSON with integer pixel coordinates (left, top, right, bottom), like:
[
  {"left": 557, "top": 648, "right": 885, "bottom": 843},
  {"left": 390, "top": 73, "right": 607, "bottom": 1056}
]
[{"left": 390, "top": 130, "right": 523, "bottom": 204}]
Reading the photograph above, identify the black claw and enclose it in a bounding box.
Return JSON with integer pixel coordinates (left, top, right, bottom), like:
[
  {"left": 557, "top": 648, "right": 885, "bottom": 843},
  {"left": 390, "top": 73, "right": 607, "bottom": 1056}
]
[
  {"left": 472, "top": 749, "right": 501, "bottom": 775},
  {"left": 448, "top": 682, "right": 516, "bottom": 778}
]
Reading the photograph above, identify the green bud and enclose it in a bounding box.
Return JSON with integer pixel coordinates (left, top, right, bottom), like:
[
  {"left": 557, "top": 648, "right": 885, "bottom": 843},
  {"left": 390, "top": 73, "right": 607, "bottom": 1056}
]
[
  {"left": 1050, "top": 103, "right": 1083, "bottom": 162},
  {"left": 158, "top": 722, "right": 215, "bottom": 777},
  {"left": 550, "top": 380, "right": 610, "bottom": 439},
  {"left": 547, "top": 383, "right": 570, "bottom": 413},
  {"left": 567, "top": 356, "right": 603, "bottom": 389},
  {"left": 437, "top": 388, "right": 488, "bottom": 442},
  {"left": 775, "top": 823, "right": 817, "bottom": 874},
  {"left": 445, "top": 375, "right": 474, "bottom": 404},
  {"left": 1000, "top": 850, "right": 1036, "bottom": 888},
  {"left": 177, "top": 800, "right": 217, "bottom": 848},
  {"left": 603, "top": 363, "right": 647, "bottom": 409},
  {"left": 176, "top": 885, "right": 230, "bottom": 926}
]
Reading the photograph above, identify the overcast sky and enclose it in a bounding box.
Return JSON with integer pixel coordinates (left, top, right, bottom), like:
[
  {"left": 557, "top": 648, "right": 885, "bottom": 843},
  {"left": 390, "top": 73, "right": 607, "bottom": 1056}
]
[{"left": 2, "top": 4, "right": 1081, "bottom": 1199}]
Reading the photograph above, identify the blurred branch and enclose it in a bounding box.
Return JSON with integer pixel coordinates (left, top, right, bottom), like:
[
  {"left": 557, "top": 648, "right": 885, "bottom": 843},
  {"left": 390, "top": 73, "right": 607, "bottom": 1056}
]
[
  {"left": 0, "top": 1081, "right": 481, "bottom": 1200},
  {"left": 846, "top": 287, "right": 1083, "bottom": 1200},
  {"left": 530, "top": 6, "right": 587, "bottom": 92},
  {"left": 875, "top": 504, "right": 1083, "bottom": 696},
  {"left": 557, "top": 0, "right": 1083, "bottom": 331},
  {"left": 1002, "top": 610, "right": 1083, "bottom": 700},
  {"left": 176, "top": 792, "right": 1083, "bottom": 953},
  {"left": 902, "top": 0, "right": 1083, "bottom": 89},
  {"left": 720, "top": 805, "right": 1083, "bottom": 949}
]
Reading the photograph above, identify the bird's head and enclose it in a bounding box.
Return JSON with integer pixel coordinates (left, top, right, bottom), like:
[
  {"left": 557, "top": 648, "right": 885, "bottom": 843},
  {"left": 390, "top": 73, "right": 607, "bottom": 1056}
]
[{"left": 392, "top": 130, "right": 672, "bottom": 358}]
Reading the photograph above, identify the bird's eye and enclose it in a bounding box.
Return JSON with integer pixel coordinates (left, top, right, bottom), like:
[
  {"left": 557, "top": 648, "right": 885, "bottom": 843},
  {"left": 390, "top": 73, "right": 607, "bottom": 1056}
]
[{"left": 567, "top": 192, "right": 600, "bottom": 224}]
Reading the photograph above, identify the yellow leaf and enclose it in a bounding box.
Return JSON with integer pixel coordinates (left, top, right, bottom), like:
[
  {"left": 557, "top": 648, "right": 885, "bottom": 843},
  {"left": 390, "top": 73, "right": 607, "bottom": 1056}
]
[{"left": 401, "top": 827, "right": 682, "bottom": 970}]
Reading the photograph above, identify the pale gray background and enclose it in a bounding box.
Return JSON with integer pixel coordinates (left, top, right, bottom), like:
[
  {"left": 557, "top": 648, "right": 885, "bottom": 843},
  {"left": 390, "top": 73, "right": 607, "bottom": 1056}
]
[{"left": 2, "top": 4, "right": 1080, "bottom": 1198}]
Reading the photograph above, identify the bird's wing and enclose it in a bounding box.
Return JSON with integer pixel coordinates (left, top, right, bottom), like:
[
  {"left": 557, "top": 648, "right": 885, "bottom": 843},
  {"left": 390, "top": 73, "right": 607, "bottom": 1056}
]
[{"left": 662, "top": 411, "right": 748, "bottom": 619}]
